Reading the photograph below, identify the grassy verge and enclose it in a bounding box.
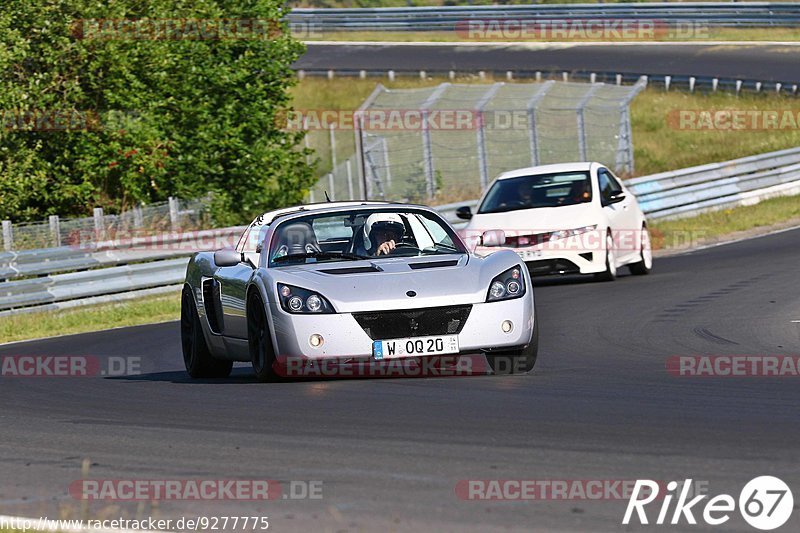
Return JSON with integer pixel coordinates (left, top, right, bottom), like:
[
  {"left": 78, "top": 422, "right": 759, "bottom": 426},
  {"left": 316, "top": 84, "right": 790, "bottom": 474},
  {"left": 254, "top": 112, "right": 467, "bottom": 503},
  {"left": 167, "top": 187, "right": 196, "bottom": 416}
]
[
  {"left": 650, "top": 194, "right": 800, "bottom": 251},
  {"left": 0, "top": 292, "right": 180, "bottom": 344},
  {"left": 299, "top": 28, "right": 800, "bottom": 43}
]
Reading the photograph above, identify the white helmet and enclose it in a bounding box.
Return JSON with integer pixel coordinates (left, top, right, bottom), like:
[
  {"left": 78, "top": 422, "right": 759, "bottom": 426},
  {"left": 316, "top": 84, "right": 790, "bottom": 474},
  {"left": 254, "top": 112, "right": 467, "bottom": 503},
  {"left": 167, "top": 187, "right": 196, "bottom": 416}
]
[{"left": 363, "top": 213, "right": 405, "bottom": 252}]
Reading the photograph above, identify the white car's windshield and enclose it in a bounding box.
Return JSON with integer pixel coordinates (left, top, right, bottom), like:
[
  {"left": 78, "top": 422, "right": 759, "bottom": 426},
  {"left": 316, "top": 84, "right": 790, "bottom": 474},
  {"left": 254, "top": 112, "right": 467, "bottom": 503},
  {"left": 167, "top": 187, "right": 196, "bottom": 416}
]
[
  {"left": 479, "top": 172, "right": 593, "bottom": 214},
  {"left": 268, "top": 208, "right": 466, "bottom": 266}
]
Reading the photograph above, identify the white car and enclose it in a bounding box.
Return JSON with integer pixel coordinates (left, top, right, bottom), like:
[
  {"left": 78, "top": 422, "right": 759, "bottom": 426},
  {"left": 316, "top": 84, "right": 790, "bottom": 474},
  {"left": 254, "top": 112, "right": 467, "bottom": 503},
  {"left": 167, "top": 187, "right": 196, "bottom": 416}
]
[{"left": 456, "top": 162, "right": 652, "bottom": 281}]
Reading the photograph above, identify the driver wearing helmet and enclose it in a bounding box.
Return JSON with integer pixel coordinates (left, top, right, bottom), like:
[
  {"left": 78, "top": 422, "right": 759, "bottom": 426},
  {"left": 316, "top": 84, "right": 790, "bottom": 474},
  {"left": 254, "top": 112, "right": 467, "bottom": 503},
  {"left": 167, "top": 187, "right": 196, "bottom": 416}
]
[{"left": 362, "top": 213, "right": 405, "bottom": 256}]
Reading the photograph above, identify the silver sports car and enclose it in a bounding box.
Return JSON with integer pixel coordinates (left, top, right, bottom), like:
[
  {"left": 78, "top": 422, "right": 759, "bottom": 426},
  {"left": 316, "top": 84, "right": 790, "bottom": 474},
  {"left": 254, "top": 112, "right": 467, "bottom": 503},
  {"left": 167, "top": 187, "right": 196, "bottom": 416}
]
[{"left": 181, "top": 202, "right": 537, "bottom": 381}]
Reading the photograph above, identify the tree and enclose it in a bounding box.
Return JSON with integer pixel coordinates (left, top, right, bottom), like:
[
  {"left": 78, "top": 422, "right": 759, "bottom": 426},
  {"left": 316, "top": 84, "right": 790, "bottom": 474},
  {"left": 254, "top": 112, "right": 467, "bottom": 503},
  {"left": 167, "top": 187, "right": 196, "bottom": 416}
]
[{"left": 0, "top": 0, "right": 314, "bottom": 225}]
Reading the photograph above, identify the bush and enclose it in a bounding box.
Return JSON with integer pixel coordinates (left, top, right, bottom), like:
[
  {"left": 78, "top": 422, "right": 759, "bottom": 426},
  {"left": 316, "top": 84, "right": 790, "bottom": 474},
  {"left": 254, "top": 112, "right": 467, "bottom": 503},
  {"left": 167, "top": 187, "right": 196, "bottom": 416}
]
[{"left": 0, "top": 0, "right": 314, "bottom": 225}]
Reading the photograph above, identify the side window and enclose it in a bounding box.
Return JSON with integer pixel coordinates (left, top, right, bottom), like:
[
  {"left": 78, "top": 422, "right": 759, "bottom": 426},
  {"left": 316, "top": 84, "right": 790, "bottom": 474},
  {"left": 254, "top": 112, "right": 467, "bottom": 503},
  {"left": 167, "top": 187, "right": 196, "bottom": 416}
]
[{"left": 598, "top": 169, "right": 622, "bottom": 205}]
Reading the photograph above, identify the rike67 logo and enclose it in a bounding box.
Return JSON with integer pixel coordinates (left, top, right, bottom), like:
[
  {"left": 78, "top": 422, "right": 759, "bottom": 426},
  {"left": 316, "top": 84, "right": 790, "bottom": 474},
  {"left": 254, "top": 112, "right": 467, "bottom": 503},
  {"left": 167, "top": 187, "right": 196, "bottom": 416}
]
[{"left": 623, "top": 476, "right": 793, "bottom": 530}]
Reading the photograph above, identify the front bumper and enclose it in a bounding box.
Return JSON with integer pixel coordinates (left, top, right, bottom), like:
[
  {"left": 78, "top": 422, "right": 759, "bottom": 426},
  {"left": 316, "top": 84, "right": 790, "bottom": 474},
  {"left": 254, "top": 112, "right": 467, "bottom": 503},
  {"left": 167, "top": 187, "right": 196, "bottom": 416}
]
[
  {"left": 268, "top": 296, "right": 534, "bottom": 361},
  {"left": 475, "top": 244, "right": 605, "bottom": 275}
]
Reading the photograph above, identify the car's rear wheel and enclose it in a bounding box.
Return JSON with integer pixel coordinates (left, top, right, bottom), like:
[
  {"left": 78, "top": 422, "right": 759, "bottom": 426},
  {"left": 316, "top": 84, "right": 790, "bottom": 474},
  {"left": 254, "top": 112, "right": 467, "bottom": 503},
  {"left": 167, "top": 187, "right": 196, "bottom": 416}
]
[
  {"left": 594, "top": 233, "right": 617, "bottom": 282},
  {"left": 486, "top": 313, "right": 539, "bottom": 375},
  {"left": 181, "top": 288, "right": 233, "bottom": 378},
  {"left": 628, "top": 224, "right": 653, "bottom": 275},
  {"left": 248, "top": 292, "right": 278, "bottom": 382}
]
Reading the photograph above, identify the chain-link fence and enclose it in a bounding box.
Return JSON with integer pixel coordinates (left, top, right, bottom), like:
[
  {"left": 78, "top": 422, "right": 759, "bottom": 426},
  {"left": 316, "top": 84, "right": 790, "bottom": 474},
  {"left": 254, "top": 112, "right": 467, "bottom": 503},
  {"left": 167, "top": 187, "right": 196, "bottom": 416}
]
[
  {"left": 307, "top": 78, "right": 645, "bottom": 204},
  {"left": 2, "top": 197, "right": 211, "bottom": 251}
]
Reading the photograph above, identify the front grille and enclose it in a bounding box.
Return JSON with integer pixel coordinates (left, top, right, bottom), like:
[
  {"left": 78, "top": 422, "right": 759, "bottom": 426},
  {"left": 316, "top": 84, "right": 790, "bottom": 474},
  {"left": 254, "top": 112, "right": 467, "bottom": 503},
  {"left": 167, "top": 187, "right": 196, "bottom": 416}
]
[{"left": 353, "top": 305, "right": 472, "bottom": 340}]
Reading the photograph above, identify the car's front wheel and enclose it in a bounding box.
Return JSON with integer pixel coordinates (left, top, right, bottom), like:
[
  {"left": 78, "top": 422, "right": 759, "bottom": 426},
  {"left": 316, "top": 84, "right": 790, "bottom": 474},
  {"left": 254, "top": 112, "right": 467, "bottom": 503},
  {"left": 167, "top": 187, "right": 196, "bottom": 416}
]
[
  {"left": 486, "top": 313, "right": 539, "bottom": 375},
  {"left": 181, "top": 288, "right": 233, "bottom": 378},
  {"left": 628, "top": 224, "right": 653, "bottom": 275},
  {"left": 248, "top": 292, "right": 278, "bottom": 382},
  {"left": 594, "top": 232, "right": 617, "bottom": 282}
]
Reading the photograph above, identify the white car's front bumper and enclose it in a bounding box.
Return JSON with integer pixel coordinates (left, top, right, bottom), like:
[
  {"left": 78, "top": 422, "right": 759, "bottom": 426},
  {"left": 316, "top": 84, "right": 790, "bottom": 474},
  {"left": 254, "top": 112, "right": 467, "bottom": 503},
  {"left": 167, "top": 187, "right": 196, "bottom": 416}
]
[{"left": 475, "top": 244, "right": 606, "bottom": 275}]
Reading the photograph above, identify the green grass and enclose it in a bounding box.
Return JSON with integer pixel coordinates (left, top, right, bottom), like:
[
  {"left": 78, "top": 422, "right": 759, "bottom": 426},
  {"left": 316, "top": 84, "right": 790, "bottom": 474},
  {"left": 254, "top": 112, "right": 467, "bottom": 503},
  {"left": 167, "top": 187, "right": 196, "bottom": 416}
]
[
  {"left": 0, "top": 292, "right": 180, "bottom": 344},
  {"left": 649, "top": 194, "right": 800, "bottom": 250},
  {"left": 291, "top": 77, "right": 800, "bottom": 179}
]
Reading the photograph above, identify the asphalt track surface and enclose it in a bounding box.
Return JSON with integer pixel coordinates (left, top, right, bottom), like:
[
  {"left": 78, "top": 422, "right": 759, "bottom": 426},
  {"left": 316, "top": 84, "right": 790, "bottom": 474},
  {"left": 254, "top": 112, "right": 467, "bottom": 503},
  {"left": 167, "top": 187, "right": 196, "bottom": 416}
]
[
  {"left": 1, "top": 228, "right": 800, "bottom": 532},
  {"left": 295, "top": 43, "right": 800, "bottom": 83}
]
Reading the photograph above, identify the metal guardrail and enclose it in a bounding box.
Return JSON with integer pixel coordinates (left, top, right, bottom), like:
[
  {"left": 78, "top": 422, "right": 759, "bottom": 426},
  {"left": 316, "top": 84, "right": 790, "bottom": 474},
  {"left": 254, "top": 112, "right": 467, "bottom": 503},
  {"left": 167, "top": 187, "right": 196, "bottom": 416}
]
[
  {"left": 2, "top": 147, "right": 800, "bottom": 315},
  {"left": 626, "top": 146, "right": 800, "bottom": 218},
  {"left": 0, "top": 227, "right": 244, "bottom": 281},
  {"left": 288, "top": 3, "right": 800, "bottom": 30}
]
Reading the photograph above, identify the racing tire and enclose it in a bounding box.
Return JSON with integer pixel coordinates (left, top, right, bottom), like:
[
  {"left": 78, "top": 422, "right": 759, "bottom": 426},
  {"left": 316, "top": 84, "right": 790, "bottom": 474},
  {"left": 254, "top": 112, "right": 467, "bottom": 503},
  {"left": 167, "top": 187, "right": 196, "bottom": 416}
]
[
  {"left": 181, "top": 288, "right": 233, "bottom": 379},
  {"left": 594, "top": 233, "right": 617, "bottom": 282},
  {"left": 248, "top": 292, "right": 278, "bottom": 383},
  {"left": 486, "top": 313, "right": 539, "bottom": 375},
  {"left": 628, "top": 224, "right": 653, "bottom": 276}
]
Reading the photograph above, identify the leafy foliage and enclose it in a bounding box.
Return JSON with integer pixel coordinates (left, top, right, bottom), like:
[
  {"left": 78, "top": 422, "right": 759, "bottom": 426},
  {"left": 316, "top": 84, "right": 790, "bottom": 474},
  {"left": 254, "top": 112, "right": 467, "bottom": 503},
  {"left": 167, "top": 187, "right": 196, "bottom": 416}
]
[{"left": 0, "top": 0, "right": 314, "bottom": 224}]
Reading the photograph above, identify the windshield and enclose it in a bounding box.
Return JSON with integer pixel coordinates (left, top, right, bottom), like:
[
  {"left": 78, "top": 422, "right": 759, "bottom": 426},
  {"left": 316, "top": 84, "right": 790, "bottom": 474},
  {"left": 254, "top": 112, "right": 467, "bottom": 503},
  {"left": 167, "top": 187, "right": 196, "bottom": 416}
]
[
  {"left": 478, "top": 172, "right": 593, "bottom": 214},
  {"left": 268, "top": 208, "right": 466, "bottom": 267}
]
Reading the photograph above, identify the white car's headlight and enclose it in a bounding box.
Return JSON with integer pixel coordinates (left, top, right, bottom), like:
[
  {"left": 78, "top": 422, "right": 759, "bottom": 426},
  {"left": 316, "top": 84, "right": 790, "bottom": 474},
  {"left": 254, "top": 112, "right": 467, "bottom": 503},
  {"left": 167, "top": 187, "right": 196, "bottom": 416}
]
[
  {"left": 547, "top": 225, "right": 597, "bottom": 241},
  {"left": 487, "top": 266, "right": 526, "bottom": 302}
]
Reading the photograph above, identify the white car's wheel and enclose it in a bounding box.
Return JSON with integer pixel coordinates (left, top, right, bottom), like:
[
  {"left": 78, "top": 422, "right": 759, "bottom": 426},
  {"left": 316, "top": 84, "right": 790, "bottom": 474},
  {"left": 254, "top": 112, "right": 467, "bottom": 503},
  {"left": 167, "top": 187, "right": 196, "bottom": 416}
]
[
  {"left": 594, "top": 233, "right": 617, "bottom": 282},
  {"left": 629, "top": 225, "right": 653, "bottom": 276}
]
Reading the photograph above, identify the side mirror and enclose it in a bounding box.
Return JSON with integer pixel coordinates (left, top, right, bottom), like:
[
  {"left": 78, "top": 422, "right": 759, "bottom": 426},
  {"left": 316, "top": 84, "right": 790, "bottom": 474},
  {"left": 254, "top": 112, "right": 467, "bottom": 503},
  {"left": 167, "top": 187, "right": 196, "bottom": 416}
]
[
  {"left": 480, "top": 230, "right": 506, "bottom": 247},
  {"left": 455, "top": 206, "right": 473, "bottom": 220},
  {"left": 214, "top": 248, "right": 242, "bottom": 267},
  {"left": 606, "top": 193, "right": 626, "bottom": 205}
]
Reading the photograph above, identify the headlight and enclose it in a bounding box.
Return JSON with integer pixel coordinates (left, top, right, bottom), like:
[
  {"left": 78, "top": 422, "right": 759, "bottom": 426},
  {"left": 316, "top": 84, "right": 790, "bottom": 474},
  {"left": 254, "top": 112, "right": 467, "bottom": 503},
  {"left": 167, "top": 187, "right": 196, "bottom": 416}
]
[
  {"left": 486, "top": 265, "right": 526, "bottom": 302},
  {"left": 547, "top": 225, "right": 597, "bottom": 241},
  {"left": 277, "top": 284, "right": 334, "bottom": 314}
]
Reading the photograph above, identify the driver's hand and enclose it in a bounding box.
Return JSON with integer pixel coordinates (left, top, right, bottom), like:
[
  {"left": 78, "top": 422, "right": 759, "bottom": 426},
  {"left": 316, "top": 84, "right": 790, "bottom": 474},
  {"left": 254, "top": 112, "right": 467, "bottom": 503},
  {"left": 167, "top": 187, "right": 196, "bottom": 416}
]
[{"left": 376, "top": 240, "right": 396, "bottom": 255}]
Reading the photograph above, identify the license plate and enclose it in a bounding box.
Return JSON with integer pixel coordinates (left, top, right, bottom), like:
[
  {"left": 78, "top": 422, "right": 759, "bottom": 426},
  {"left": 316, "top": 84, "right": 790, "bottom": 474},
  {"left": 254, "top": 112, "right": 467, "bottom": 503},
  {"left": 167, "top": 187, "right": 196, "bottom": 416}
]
[
  {"left": 373, "top": 335, "right": 459, "bottom": 360},
  {"left": 517, "top": 249, "right": 543, "bottom": 261}
]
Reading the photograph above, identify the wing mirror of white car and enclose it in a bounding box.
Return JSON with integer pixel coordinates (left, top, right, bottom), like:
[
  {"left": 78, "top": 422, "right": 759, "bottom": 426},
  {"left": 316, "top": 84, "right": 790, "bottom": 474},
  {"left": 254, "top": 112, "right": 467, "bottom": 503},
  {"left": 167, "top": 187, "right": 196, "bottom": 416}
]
[
  {"left": 607, "top": 193, "right": 626, "bottom": 205},
  {"left": 455, "top": 206, "right": 473, "bottom": 220},
  {"left": 214, "top": 248, "right": 243, "bottom": 267},
  {"left": 481, "top": 230, "right": 506, "bottom": 247}
]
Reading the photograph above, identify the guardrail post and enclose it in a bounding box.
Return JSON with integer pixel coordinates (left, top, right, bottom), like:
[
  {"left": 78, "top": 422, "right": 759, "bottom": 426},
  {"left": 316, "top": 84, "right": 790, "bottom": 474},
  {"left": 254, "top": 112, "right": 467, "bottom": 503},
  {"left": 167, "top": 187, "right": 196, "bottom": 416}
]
[
  {"left": 712, "top": 78, "right": 719, "bottom": 92},
  {"left": 354, "top": 84, "right": 386, "bottom": 200},
  {"left": 736, "top": 80, "right": 742, "bottom": 95},
  {"left": 420, "top": 83, "right": 450, "bottom": 198},
  {"left": 776, "top": 83, "right": 782, "bottom": 94},
  {"left": 49, "top": 215, "right": 61, "bottom": 247},
  {"left": 755, "top": 82, "right": 762, "bottom": 93},
  {"left": 359, "top": 70, "right": 366, "bottom": 79},
  {"left": 133, "top": 204, "right": 143, "bottom": 228},
  {"left": 2, "top": 220, "right": 13, "bottom": 251},
  {"left": 327, "top": 173, "right": 335, "bottom": 201},
  {"left": 168, "top": 197, "right": 179, "bottom": 230},
  {"left": 475, "top": 83, "right": 504, "bottom": 190},
  {"left": 388, "top": 70, "right": 395, "bottom": 82},
  {"left": 346, "top": 159, "right": 355, "bottom": 200},
  {"left": 665, "top": 75, "right": 671, "bottom": 92},
  {"left": 576, "top": 85, "right": 601, "bottom": 162},
  {"left": 689, "top": 77, "right": 696, "bottom": 92},
  {"left": 526, "top": 80, "right": 555, "bottom": 167},
  {"left": 93, "top": 208, "right": 104, "bottom": 242}
]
